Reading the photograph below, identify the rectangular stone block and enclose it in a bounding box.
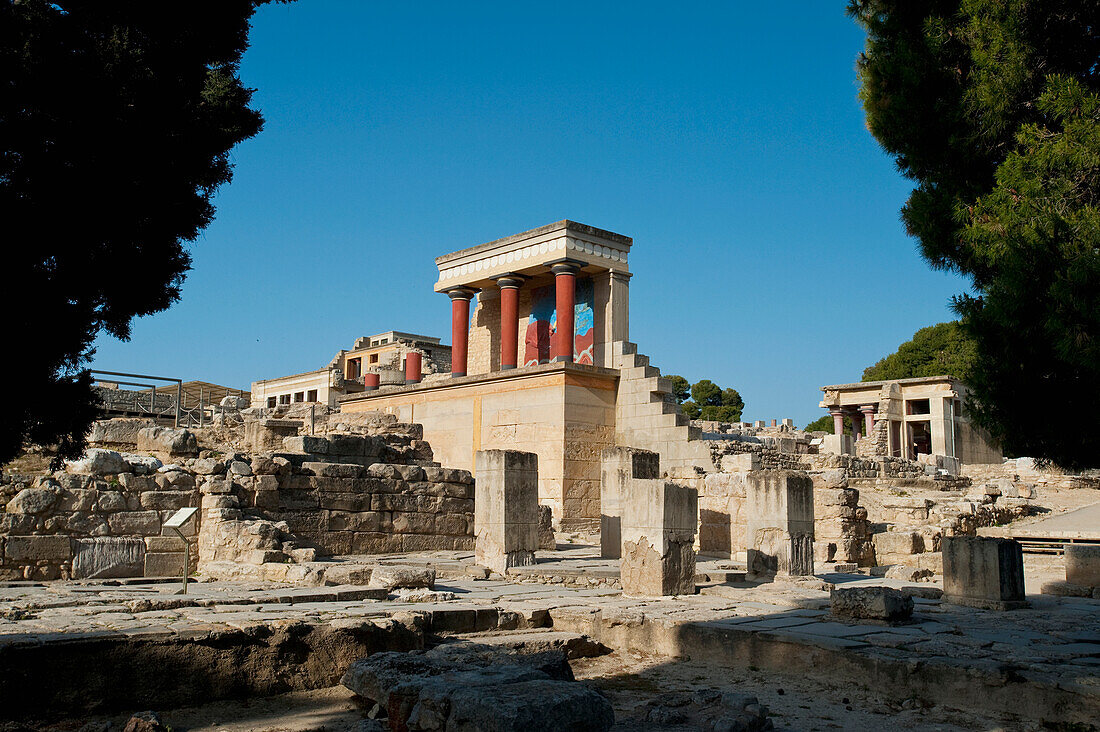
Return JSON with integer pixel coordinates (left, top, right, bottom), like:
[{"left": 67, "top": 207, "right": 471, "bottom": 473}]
[
  {"left": 1065, "top": 544, "right": 1100, "bottom": 588},
  {"left": 620, "top": 479, "right": 697, "bottom": 597},
  {"left": 744, "top": 470, "right": 815, "bottom": 578},
  {"left": 600, "top": 447, "right": 659, "bottom": 559},
  {"left": 474, "top": 450, "right": 539, "bottom": 574},
  {"left": 4, "top": 535, "right": 72, "bottom": 561},
  {"left": 144, "top": 551, "right": 186, "bottom": 577},
  {"left": 942, "top": 536, "right": 1027, "bottom": 610}
]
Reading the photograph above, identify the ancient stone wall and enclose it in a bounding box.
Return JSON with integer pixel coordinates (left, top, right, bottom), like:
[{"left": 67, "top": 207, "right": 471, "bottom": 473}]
[{"left": 0, "top": 449, "right": 200, "bottom": 581}]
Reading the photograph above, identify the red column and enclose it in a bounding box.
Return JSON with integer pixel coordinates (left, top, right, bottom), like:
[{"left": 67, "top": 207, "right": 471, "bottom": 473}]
[
  {"left": 551, "top": 263, "right": 578, "bottom": 362},
  {"left": 860, "top": 405, "right": 876, "bottom": 435},
  {"left": 363, "top": 373, "right": 379, "bottom": 391},
  {"left": 497, "top": 276, "right": 522, "bottom": 370},
  {"left": 448, "top": 289, "right": 474, "bottom": 377},
  {"left": 829, "top": 408, "right": 845, "bottom": 435},
  {"left": 849, "top": 409, "right": 862, "bottom": 441},
  {"left": 405, "top": 351, "right": 422, "bottom": 384}
]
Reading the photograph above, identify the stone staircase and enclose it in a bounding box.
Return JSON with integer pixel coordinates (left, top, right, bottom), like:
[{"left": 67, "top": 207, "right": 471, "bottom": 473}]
[{"left": 612, "top": 341, "right": 713, "bottom": 479}]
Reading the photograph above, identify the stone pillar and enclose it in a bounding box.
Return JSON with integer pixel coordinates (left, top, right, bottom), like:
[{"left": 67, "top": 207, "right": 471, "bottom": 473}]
[
  {"left": 848, "top": 409, "right": 862, "bottom": 442},
  {"left": 448, "top": 288, "right": 475, "bottom": 377},
  {"left": 860, "top": 405, "right": 876, "bottom": 436},
  {"left": 620, "top": 479, "right": 698, "bottom": 596},
  {"left": 550, "top": 263, "right": 579, "bottom": 362},
  {"left": 942, "top": 536, "right": 1028, "bottom": 610},
  {"left": 363, "top": 373, "right": 379, "bottom": 391},
  {"left": 473, "top": 450, "right": 539, "bottom": 574},
  {"left": 404, "top": 351, "right": 422, "bottom": 385},
  {"left": 600, "top": 447, "right": 659, "bottom": 559},
  {"left": 496, "top": 276, "right": 523, "bottom": 370},
  {"left": 829, "top": 408, "right": 845, "bottom": 436},
  {"left": 745, "top": 470, "right": 815, "bottom": 578}
]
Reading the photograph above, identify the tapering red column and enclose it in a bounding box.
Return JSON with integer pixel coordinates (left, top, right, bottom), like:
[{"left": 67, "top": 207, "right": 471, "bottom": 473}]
[
  {"left": 448, "top": 288, "right": 474, "bottom": 377},
  {"left": 829, "top": 408, "right": 845, "bottom": 436},
  {"left": 497, "top": 276, "right": 523, "bottom": 370},
  {"left": 860, "top": 405, "right": 876, "bottom": 435},
  {"left": 363, "top": 373, "right": 379, "bottom": 391},
  {"left": 551, "top": 263, "right": 579, "bottom": 362},
  {"left": 405, "top": 351, "right": 422, "bottom": 384}
]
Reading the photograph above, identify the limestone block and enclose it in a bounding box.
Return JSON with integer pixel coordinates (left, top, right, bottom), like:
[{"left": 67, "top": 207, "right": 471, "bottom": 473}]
[
  {"left": 139, "top": 491, "right": 197, "bottom": 511},
  {"left": 71, "top": 537, "right": 146, "bottom": 579},
  {"left": 106, "top": 511, "right": 162, "bottom": 536},
  {"left": 283, "top": 434, "right": 327, "bottom": 455},
  {"left": 600, "top": 447, "right": 659, "bottom": 559},
  {"left": 942, "top": 536, "right": 1028, "bottom": 610},
  {"left": 474, "top": 450, "right": 539, "bottom": 574},
  {"left": 145, "top": 552, "right": 187, "bottom": 578},
  {"left": 1065, "top": 544, "right": 1100, "bottom": 588},
  {"left": 537, "top": 504, "right": 556, "bottom": 550},
  {"left": 620, "top": 479, "right": 697, "bottom": 597},
  {"left": 720, "top": 453, "right": 760, "bottom": 472},
  {"left": 67, "top": 448, "right": 126, "bottom": 476},
  {"left": 830, "top": 586, "right": 913, "bottom": 622},
  {"left": 123, "top": 454, "right": 163, "bottom": 475},
  {"left": 872, "top": 531, "right": 925, "bottom": 557},
  {"left": 4, "top": 535, "right": 72, "bottom": 561},
  {"left": 136, "top": 427, "right": 198, "bottom": 456},
  {"left": 369, "top": 565, "right": 436, "bottom": 590},
  {"left": 745, "top": 470, "right": 814, "bottom": 578},
  {"left": 5, "top": 487, "right": 60, "bottom": 514},
  {"left": 87, "top": 418, "right": 155, "bottom": 447}
]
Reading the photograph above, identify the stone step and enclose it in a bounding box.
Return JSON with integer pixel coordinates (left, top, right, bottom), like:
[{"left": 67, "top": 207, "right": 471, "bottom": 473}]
[
  {"left": 615, "top": 352, "right": 650, "bottom": 369},
  {"left": 619, "top": 364, "right": 660, "bottom": 380}
]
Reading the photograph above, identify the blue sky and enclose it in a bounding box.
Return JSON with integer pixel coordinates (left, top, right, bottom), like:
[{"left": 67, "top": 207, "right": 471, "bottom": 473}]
[{"left": 90, "top": 1, "right": 970, "bottom": 427}]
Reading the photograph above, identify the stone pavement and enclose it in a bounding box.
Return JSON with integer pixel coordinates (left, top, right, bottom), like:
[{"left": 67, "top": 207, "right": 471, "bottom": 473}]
[{"left": 0, "top": 545, "right": 1097, "bottom": 725}]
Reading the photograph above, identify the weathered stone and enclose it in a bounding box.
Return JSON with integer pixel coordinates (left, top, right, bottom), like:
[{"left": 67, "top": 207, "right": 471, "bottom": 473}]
[
  {"left": 599, "top": 447, "right": 659, "bottom": 559},
  {"left": 106, "top": 511, "right": 162, "bottom": 536},
  {"left": 136, "top": 427, "right": 198, "bottom": 456},
  {"left": 830, "top": 586, "right": 914, "bottom": 622},
  {"left": 369, "top": 565, "right": 436, "bottom": 590},
  {"left": 72, "top": 537, "right": 146, "bottom": 579},
  {"left": 87, "top": 418, "right": 156, "bottom": 447},
  {"left": 474, "top": 450, "right": 539, "bottom": 574},
  {"left": 537, "top": 504, "right": 556, "bottom": 551},
  {"left": 745, "top": 470, "right": 814, "bottom": 578},
  {"left": 68, "top": 449, "right": 126, "bottom": 476},
  {"left": 123, "top": 454, "right": 163, "bottom": 475},
  {"left": 5, "top": 487, "right": 60, "bottom": 515},
  {"left": 942, "top": 536, "right": 1028, "bottom": 610},
  {"left": 191, "top": 458, "right": 225, "bottom": 475},
  {"left": 1065, "top": 544, "right": 1100, "bottom": 588},
  {"left": 4, "top": 535, "right": 71, "bottom": 561},
  {"left": 620, "top": 479, "right": 697, "bottom": 597}
]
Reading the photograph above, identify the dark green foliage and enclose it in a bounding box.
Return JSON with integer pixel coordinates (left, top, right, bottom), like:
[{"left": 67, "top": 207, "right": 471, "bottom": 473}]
[
  {"left": 667, "top": 375, "right": 691, "bottom": 404},
  {"left": 849, "top": 0, "right": 1100, "bottom": 469},
  {"left": 0, "top": 0, "right": 285, "bottom": 465},
  {"left": 682, "top": 380, "right": 744, "bottom": 422},
  {"left": 862, "top": 322, "right": 977, "bottom": 382},
  {"left": 691, "top": 379, "right": 722, "bottom": 407}
]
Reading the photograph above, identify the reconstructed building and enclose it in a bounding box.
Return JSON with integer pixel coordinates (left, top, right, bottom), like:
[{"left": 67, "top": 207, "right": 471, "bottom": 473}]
[
  {"left": 818, "top": 376, "right": 1002, "bottom": 464},
  {"left": 252, "top": 331, "right": 451, "bottom": 409},
  {"left": 341, "top": 221, "right": 713, "bottom": 528}
]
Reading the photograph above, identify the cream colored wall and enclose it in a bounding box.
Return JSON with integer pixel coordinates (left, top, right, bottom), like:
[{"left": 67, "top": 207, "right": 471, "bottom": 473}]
[
  {"left": 251, "top": 371, "right": 335, "bottom": 407},
  {"left": 340, "top": 368, "right": 617, "bottom": 525}
]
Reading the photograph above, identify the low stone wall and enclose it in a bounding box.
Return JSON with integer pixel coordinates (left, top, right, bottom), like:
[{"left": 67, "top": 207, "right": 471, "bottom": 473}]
[
  {"left": 1, "top": 424, "right": 472, "bottom": 583},
  {"left": 0, "top": 450, "right": 199, "bottom": 581},
  {"left": 961, "top": 458, "right": 1100, "bottom": 490}
]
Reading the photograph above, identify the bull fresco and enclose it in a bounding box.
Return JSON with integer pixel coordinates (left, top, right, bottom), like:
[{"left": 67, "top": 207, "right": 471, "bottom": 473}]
[{"left": 523, "top": 277, "right": 594, "bottom": 365}]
